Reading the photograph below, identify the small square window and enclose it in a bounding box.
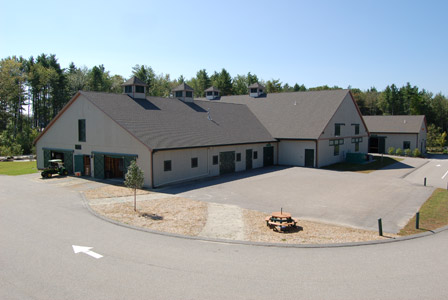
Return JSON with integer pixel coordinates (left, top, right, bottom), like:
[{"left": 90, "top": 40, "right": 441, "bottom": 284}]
[
  {"left": 236, "top": 153, "right": 241, "bottom": 161},
  {"left": 403, "top": 141, "right": 411, "bottom": 149},
  {"left": 125, "top": 86, "right": 132, "bottom": 93},
  {"left": 191, "top": 157, "right": 198, "bottom": 168},
  {"left": 175, "top": 91, "right": 183, "bottom": 97},
  {"left": 135, "top": 85, "right": 144, "bottom": 93},
  {"left": 186, "top": 91, "right": 193, "bottom": 98},
  {"left": 75, "top": 144, "right": 82, "bottom": 150},
  {"left": 254, "top": 151, "right": 258, "bottom": 159},
  {"left": 212, "top": 155, "right": 218, "bottom": 165},
  {"left": 164, "top": 160, "right": 172, "bottom": 172}
]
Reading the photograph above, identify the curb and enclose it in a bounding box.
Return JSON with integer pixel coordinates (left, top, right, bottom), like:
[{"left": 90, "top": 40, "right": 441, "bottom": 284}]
[{"left": 81, "top": 193, "right": 448, "bottom": 249}]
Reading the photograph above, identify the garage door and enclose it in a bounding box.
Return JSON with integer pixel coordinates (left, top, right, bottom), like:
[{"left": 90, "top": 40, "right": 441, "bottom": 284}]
[{"left": 219, "top": 151, "right": 235, "bottom": 175}]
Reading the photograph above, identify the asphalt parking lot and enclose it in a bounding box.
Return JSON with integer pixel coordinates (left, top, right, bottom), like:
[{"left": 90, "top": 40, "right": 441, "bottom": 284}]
[{"left": 162, "top": 157, "right": 434, "bottom": 233}]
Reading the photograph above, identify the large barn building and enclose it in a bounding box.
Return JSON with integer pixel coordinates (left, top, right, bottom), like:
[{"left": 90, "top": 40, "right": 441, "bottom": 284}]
[{"left": 35, "top": 77, "right": 369, "bottom": 188}]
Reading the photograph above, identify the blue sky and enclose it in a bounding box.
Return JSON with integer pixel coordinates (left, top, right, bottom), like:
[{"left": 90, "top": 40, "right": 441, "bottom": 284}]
[{"left": 1, "top": 0, "right": 447, "bottom": 95}]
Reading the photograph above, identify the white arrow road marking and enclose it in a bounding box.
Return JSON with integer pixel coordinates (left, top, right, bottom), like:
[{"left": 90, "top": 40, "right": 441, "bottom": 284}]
[
  {"left": 72, "top": 245, "right": 103, "bottom": 259},
  {"left": 442, "top": 170, "right": 448, "bottom": 180}
]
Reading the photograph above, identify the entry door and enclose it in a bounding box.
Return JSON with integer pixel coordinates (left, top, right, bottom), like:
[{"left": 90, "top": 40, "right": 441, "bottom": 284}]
[
  {"left": 219, "top": 151, "right": 235, "bottom": 175},
  {"left": 74, "top": 155, "right": 84, "bottom": 174},
  {"left": 304, "top": 149, "right": 314, "bottom": 168},
  {"left": 378, "top": 137, "right": 386, "bottom": 154},
  {"left": 246, "top": 149, "right": 253, "bottom": 170},
  {"left": 263, "top": 146, "right": 274, "bottom": 167}
]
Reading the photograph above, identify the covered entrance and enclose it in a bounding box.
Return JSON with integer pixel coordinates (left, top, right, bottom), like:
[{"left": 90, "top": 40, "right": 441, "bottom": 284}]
[
  {"left": 105, "top": 156, "right": 124, "bottom": 179},
  {"left": 74, "top": 155, "right": 91, "bottom": 176},
  {"left": 92, "top": 152, "right": 137, "bottom": 180},
  {"left": 43, "top": 148, "right": 74, "bottom": 174},
  {"left": 369, "top": 136, "right": 386, "bottom": 153},
  {"left": 219, "top": 151, "right": 235, "bottom": 175}
]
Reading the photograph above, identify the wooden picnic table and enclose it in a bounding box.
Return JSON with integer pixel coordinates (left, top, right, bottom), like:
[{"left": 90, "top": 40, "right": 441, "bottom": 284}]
[{"left": 265, "top": 211, "right": 298, "bottom": 232}]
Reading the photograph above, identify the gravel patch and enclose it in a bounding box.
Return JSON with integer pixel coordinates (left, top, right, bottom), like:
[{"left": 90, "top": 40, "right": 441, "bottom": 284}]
[{"left": 199, "top": 203, "right": 244, "bottom": 240}]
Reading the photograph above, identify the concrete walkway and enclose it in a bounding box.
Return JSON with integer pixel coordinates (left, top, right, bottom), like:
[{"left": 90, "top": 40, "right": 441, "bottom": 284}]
[{"left": 198, "top": 203, "right": 244, "bottom": 240}]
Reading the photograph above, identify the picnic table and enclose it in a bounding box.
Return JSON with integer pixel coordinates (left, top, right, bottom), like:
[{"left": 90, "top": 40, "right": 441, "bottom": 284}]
[{"left": 265, "top": 211, "right": 298, "bottom": 232}]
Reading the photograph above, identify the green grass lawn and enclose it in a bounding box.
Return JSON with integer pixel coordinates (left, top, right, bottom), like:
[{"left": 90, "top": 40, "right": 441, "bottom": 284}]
[
  {"left": 323, "top": 156, "right": 403, "bottom": 173},
  {"left": 0, "top": 161, "right": 38, "bottom": 175},
  {"left": 399, "top": 188, "right": 448, "bottom": 236}
]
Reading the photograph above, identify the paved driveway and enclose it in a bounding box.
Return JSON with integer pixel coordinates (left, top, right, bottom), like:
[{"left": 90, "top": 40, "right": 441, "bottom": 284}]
[{"left": 162, "top": 157, "right": 433, "bottom": 233}]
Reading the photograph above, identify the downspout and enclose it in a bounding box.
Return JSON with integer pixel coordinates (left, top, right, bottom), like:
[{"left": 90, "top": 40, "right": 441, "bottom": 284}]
[
  {"left": 276, "top": 141, "right": 279, "bottom": 165},
  {"left": 150, "top": 149, "right": 155, "bottom": 188}
]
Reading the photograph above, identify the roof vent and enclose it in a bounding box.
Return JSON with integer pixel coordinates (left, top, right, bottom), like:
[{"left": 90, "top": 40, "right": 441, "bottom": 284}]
[
  {"left": 248, "top": 82, "right": 266, "bottom": 98},
  {"left": 172, "top": 83, "right": 194, "bottom": 102},
  {"left": 205, "top": 86, "right": 220, "bottom": 100},
  {"left": 122, "top": 76, "right": 147, "bottom": 99}
]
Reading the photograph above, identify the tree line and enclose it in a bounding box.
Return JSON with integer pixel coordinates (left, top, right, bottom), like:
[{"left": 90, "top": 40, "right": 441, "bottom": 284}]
[{"left": 1, "top": 53, "right": 447, "bottom": 156}]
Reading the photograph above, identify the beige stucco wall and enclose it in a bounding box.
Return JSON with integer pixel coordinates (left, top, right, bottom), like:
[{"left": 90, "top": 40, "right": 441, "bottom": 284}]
[
  {"left": 278, "top": 140, "right": 316, "bottom": 166},
  {"left": 317, "top": 93, "right": 369, "bottom": 167},
  {"left": 36, "top": 95, "right": 153, "bottom": 186},
  {"left": 152, "top": 143, "right": 277, "bottom": 187}
]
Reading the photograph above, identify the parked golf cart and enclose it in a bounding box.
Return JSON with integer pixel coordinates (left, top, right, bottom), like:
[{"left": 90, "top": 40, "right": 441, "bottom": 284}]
[{"left": 41, "top": 159, "right": 69, "bottom": 178}]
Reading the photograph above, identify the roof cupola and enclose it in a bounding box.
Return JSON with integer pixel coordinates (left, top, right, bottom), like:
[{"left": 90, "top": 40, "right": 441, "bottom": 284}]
[
  {"left": 205, "top": 86, "right": 220, "bottom": 100},
  {"left": 122, "top": 76, "right": 147, "bottom": 99},
  {"left": 172, "top": 83, "right": 194, "bottom": 102},
  {"left": 248, "top": 82, "right": 266, "bottom": 98}
]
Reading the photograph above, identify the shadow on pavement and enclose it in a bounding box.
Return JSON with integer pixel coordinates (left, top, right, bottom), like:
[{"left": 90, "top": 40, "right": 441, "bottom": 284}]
[{"left": 157, "top": 166, "right": 292, "bottom": 195}]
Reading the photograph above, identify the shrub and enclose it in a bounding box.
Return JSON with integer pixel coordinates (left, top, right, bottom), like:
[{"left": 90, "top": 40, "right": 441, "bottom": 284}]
[
  {"left": 404, "top": 148, "right": 412, "bottom": 156},
  {"left": 413, "top": 148, "right": 421, "bottom": 157},
  {"left": 388, "top": 147, "right": 395, "bottom": 155},
  {"left": 396, "top": 148, "right": 403, "bottom": 156}
]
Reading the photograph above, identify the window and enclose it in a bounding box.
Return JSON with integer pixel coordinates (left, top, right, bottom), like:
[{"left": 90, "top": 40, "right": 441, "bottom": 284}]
[
  {"left": 186, "top": 91, "right": 193, "bottom": 98},
  {"left": 214, "top": 91, "right": 219, "bottom": 96},
  {"left": 207, "top": 91, "right": 213, "bottom": 96},
  {"left": 135, "top": 85, "right": 144, "bottom": 93},
  {"left": 403, "top": 141, "right": 411, "bottom": 149},
  {"left": 335, "top": 123, "right": 344, "bottom": 136},
  {"left": 353, "top": 124, "right": 360, "bottom": 135},
  {"left": 175, "top": 91, "right": 183, "bottom": 97},
  {"left": 125, "top": 86, "right": 132, "bottom": 93},
  {"left": 212, "top": 155, "right": 218, "bottom": 165},
  {"left": 334, "top": 145, "right": 340, "bottom": 156},
  {"left": 351, "top": 137, "right": 362, "bottom": 143},
  {"left": 75, "top": 144, "right": 82, "bottom": 150},
  {"left": 236, "top": 153, "right": 241, "bottom": 161},
  {"left": 250, "top": 88, "right": 257, "bottom": 93},
  {"left": 330, "top": 139, "right": 344, "bottom": 146},
  {"left": 164, "top": 160, "right": 172, "bottom": 172},
  {"left": 355, "top": 143, "right": 359, "bottom": 152},
  {"left": 191, "top": 157, "right": 198, "bottom": 168},
  {"left": 254, "top": 151, "right": 258, "bottom": 159},
  {"left": 78, "top": 119, "right": 86, "bottom": 142}
]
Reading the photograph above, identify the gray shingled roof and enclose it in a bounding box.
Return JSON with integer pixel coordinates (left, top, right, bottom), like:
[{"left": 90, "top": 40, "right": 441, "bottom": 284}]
[
  {"left": 172, "top": 82, "right": 194, "bottom": 92},
  {"left": 198, "top": 89, "right": 351, "bottom": 139},
  {"left": 248, "top": 83, "right": 265, "bottom": 89},
  {"left": 80, "top": 91, "right": 275, "bottom": 150},
  {"left": 121, "top": 76, "right": 148, "bottom": 86},
  {"left": 363, "top": 115, "right": 426, "bottom": 134},
  {"left": 205, "top": 86, "right": 220, "bottom": 92}
]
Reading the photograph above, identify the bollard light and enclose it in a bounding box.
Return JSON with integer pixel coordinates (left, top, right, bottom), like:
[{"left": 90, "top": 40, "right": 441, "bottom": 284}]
[
  {"left": 416, "top": 212, "right": 420, "bottom": 229},
  {"left": 378, "top": 218, "right": 383, "bottom": 236}
]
